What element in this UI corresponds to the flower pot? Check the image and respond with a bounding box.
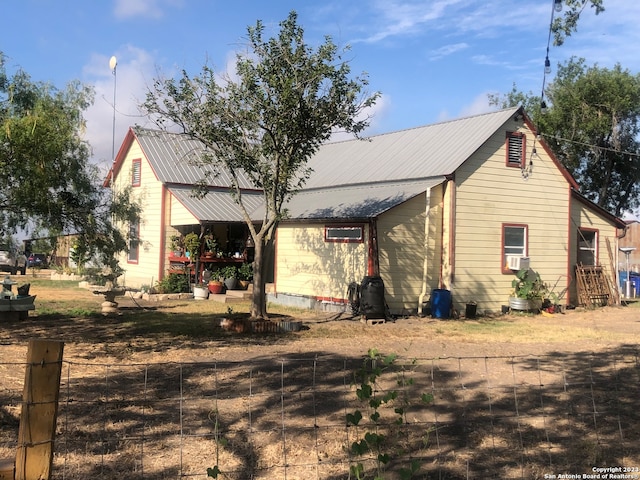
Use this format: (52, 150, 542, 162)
(508, 296, 542, 312)
(208, 282, 223, 294)
(193, 286, 209, 300)
(238, 279, 251, 290)
(223, 277, 238, 290)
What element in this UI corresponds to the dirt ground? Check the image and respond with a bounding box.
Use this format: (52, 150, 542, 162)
(2, 282, 640, 362)
(1, 282, 640, 479)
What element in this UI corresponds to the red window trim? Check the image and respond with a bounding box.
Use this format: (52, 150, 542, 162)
(577, 227, 599, 265)
(324, 225, 364, 243)
(505, 132, 526, 168)
(132, 158, 142, 187)
(501, 223, 528, 274)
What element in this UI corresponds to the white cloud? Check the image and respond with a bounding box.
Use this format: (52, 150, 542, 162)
(113, 0, 183, 20)
(353, 0, 464, 43)
(429, 42, 468, 61)
(458, 92, 494, 118)
(83, 46, 158, 174)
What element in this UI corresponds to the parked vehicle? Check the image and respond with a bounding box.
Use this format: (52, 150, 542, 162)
(0, 246, 27, 275)
(27, 253, 48, 268)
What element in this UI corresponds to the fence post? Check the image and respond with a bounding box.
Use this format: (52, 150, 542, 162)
(0, 459, 14, 480)
(15, 339, 64, 480)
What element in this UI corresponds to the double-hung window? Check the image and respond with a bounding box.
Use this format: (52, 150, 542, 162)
(502, 224, 527, 272)
(128, 220, 140, 263)
(577, 228, 598, 266)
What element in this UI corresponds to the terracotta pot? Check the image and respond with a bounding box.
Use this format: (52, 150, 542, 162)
(208, 282, 223, 294)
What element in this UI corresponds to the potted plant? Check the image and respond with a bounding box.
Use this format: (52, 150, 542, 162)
(192, 283, 209, 300)
(237, 262, 253, 289)
(184, 232, 200, 260)
(220, 265, 238, 290)
(509, 268, 547, 312)
(169, 234, 184, 257)
(203, 233, 219, 258)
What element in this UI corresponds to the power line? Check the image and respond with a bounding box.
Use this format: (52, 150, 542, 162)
(540, 132, 640, 158)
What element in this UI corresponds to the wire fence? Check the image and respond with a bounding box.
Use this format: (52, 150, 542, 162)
(2, 348, 640, 479)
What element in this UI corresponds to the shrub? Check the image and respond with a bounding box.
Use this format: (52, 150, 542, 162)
(155, 273, 189, 293)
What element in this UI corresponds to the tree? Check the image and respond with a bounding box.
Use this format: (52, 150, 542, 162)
(0, 53, 140, 273)
(552, 0, 605, 46)
(489, 58, 640, 217)
(142, 11, 379, 319)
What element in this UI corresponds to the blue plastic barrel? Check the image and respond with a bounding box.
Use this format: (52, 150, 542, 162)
(431, 289, 451, 319)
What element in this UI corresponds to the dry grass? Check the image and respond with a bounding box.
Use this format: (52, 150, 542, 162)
(1, 277, 640, 479)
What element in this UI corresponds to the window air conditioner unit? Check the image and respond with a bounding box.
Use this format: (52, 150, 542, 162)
(507, 255, 530, 271)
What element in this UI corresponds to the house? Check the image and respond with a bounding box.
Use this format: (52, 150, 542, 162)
(107, 127, 264, 290)
(108, 107, 627, 314)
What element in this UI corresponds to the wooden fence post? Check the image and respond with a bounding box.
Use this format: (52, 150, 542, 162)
(14, 339, 64, 480)
(0, 459, 14, 480)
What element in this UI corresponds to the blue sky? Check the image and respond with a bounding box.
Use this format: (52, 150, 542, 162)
(2, 0, 639, 176)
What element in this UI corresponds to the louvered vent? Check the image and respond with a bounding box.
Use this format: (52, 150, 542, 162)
(507, 134, 523, 166)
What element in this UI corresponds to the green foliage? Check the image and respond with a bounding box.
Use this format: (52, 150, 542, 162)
(170, 234, 184, 253)
(541, 58, 640, 217)
(511, 269, 548, 300)
(155, 273, 190, 294)
(206, 466, 221, 478)
(551, 0, 605, 46)
(184, 232, 200, 258)
(237, 262, 253, 280)
(142, 11, 378, 319)
(346, 348, 433, 480)
(489, 57, 640, 218)
(219, 265, 237, 279)
(0, 52, 141, 278)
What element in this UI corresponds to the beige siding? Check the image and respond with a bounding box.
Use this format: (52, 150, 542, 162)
(114, 141, 165, 289)
(378, 193, 431, 313)
(170, 195, 199, 226)
(452, 119, 572, 313)
(569, 199, 621, 304)
(275, 223, 368, 301)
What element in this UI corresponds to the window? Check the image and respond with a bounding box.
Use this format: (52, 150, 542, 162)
(506, 132, 525, 168)
(128, 220, 140, 263)
(131, 159, 141, 187)
(502, 224, 527, 272)
(324, 225, 364, 243)
(577, 228, 598, 266)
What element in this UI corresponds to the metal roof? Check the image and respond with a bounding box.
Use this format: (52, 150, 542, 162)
(132, 108, 519, 221)
(303, 107, 519, 188)
(281, 178, 445, 220)
(133, 127, 255, 189)
(168, 186, 263, 223)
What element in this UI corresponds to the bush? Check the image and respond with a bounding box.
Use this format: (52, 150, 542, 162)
(155, 273, 190, 293)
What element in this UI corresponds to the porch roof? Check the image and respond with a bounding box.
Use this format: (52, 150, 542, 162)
(168, 186, 263, 223)
(281, 177, 445, 220)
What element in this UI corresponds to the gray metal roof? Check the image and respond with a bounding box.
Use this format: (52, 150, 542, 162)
(303, 107, 519, 188)
(133, 127, 255, 189)
(168, 186, 263, 223)
(133, 108, 519, 222)
(281, 178, 445, 220)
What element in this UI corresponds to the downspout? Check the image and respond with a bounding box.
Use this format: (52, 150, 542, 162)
(159, 184, 168, 282)
(447, 174, 456, 284)
(368, 220, 379, 276)
(418, 188, 432, 315)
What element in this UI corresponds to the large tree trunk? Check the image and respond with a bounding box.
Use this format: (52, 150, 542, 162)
(250, 235, 268, 320)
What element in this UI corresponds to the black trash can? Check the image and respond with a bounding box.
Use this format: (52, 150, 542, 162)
(360, 276, 386, 319)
